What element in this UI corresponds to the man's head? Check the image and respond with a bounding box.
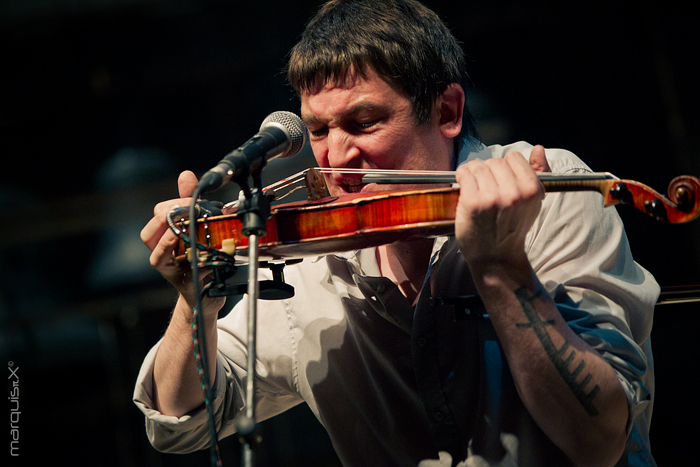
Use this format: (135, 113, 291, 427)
(287, 0, 477, 140)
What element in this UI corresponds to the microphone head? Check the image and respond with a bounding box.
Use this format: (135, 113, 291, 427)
(260, 111, 308, 158)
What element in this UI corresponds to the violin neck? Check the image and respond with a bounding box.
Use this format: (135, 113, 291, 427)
(361, 170, 618, 196)
(538, 173, 617, 195)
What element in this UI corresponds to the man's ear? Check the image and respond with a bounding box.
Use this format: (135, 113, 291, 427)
(438, 83, 464, 138)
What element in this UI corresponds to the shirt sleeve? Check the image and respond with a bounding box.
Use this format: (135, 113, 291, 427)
(132, 297, 305, 453)
(131, 338, 243, 453)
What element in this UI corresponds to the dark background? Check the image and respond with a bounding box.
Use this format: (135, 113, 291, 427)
(1, 0, 698, 465)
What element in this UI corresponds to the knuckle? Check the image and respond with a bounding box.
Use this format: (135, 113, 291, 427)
(522, 180, 543, 199)
(139, 228, 149, 244)
(153, 202, 166, 217)
(480, 191, 501, 209)
(455, 165, 472, 182)
(483, 157, 503, 167)
(148, 251, 159, 268)
(501, 191, 520, 208)
(464, 159, 485, 172)
(504, 151, 525, 161)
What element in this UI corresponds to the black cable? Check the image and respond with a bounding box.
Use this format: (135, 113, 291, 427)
(189, 187, 223, 467)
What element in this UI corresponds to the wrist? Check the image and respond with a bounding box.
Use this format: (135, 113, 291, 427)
(174, 294, 223, 326)
(468, 253, 535, 292)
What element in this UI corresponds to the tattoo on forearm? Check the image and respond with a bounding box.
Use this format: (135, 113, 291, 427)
(514, 287, 600, 416)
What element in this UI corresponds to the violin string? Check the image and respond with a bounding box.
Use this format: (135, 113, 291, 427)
(313, 167, 457, 175)
(261, 167, 458, 200)
(263, 169, 310, 192)
(267, 167, 617, 178)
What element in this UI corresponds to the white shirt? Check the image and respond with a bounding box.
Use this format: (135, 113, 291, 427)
(134, 141, 659, 466)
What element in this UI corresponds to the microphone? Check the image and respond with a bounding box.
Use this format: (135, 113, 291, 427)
(198, 111, 308, 192)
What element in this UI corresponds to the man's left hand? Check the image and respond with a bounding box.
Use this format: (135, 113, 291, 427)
(454, 145, 550, 273)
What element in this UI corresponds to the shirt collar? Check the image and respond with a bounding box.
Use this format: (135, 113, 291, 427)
(455, 136, 491, 168)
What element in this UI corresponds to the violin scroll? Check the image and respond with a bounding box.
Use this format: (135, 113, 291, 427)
(667, 176, 700, 214)
(605, 175, 700, 223)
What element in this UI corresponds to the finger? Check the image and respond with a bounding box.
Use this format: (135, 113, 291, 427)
(454, 163, 479, 204)
(455, 162, 475, 187)
(153, 198, 189, 217)
(487, 156, 522, 188)
(528, 145, 551, 173)
(462, 159, 499, 193)
(142, 199, 190, 251)
(148, 228, 181, 272)
(178, 170, 199, 199)
(141, 213, 171, 251)
(504, 153, 546, 222)
(505, 152, 541, 191)
(483, 158, 526, 229)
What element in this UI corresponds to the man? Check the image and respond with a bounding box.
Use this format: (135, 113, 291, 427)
(135, 1, 659, 466)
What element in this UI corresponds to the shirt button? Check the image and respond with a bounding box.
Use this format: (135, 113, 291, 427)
(417, 336, 427, 348)
(434, 411, 444, 422)
(376, 283, 385, 293)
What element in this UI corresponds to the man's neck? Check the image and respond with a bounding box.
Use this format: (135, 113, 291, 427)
(376, 238, 434, 306)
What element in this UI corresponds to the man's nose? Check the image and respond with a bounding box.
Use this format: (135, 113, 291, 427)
(327, 130, 360, 168)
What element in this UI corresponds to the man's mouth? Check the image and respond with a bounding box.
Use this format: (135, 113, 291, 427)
(332, 175, 367, 194)
(344, 180, 364, 193)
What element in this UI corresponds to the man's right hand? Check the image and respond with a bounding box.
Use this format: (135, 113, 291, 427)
(140, 170, 225, 312)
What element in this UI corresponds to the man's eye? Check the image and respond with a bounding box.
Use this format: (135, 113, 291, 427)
(309, 127, 328, 138)
(356, 120, 378, 130)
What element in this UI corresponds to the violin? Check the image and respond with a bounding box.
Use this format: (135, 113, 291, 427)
(171, 168, 700, 263)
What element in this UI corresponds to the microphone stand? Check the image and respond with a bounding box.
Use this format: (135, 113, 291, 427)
(235, 171, 271, 467)
(192, 167, 296, 467)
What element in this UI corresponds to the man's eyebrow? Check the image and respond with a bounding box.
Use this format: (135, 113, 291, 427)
(301, 114, 321, 127)
(302, 102, 388, 126)
(346, 101, 387, 116)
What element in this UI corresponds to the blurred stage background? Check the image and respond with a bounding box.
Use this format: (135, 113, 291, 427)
(1, 0, 698, 465)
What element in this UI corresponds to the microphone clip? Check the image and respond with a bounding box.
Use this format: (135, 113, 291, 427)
(237, 188, 271, 238)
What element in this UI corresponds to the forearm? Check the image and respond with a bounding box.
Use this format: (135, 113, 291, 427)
(473, 259, 628, 467)
(153, 295, 219, 418)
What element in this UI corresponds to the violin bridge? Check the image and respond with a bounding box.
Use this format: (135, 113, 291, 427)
(304, 168, 329, 200)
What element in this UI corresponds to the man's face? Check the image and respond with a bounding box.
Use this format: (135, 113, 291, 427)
(300, 68, 453, 197)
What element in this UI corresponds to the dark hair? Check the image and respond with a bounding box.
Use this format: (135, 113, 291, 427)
(287, 0, 478, 140)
